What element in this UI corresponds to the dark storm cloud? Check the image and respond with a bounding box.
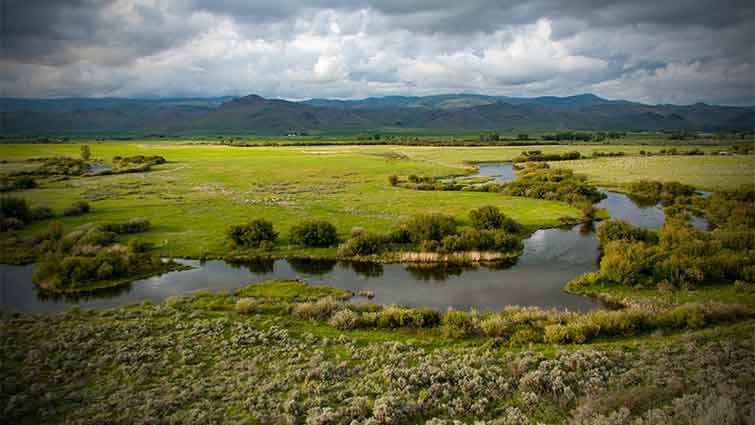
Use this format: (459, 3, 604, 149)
(1, 0, 753, 104)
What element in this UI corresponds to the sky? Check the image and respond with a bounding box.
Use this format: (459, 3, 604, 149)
(1, 0, 754, 105)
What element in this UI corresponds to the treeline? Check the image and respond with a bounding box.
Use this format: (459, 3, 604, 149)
(225, 206, 525, 260)
(513, 150, 581, 162)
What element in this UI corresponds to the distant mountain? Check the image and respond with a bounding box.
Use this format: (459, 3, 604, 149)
(302, 93, 633, 110)
(1, 94, 753, 135)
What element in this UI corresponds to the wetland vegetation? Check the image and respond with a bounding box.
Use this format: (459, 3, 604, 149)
(1, 138, 753, 424)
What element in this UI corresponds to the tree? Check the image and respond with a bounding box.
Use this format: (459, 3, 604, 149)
(80, 145, 91, 161)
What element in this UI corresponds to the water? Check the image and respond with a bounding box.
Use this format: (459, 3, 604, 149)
(442, 162, 518, 184)
(87, 164, 113, 174)
(0, 163, 708, 314)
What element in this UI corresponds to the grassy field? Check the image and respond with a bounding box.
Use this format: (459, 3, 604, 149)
(551, 155, 755, 190)
(3, 143, 753, 259)
(0, 143, 580, 259)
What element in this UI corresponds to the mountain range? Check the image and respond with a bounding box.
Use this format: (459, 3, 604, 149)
(1, 93, 753, 135)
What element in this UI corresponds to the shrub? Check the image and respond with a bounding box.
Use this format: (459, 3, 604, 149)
(226, 219, 278, 248)
(404, 213, 457, 242)
(29, 205, 53, 220)
(387, 225, 411, 243)
(469, 205, 522, 232)
(329, 309, 359, 330)
(96, 262, 114, 280)
(442, 310, 475, 338)
(0, 217, 24, 232)
(289, 220, 339, 247)
(235, 298, 259, 315)
(509, 327, 542, 345)
(0, 196, 31, 221)
(292, 297, 341, 320)
(388, 174, 399, 186)
(63, 201, 90, 217)
(118, 218, 151, 234)
(479, 314, 509, 337)
(80, 145, 91, 161)
(337, 233, 385, 256)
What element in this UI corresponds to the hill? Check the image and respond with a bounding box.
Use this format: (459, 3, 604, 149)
(1, 93, 753, 135)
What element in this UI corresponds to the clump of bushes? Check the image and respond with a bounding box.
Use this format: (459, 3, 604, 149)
(63, 201, 91, 217)
(0, 175, 37, 192)
(289, 219, 339, 247)
(403, 213, 457, 242)
(103, 217, 151, 234)
(498, 164, 606, 205)
(440, 229, 522, 253)
(469, 205, 522, 233)
(514, 150, 581, 162)
(30, 221, 179, 292)
(1, 196, 54, 232)
(227, 219, 278, 248)
(338, 232, 386, 256)
(626, 180, 697, 205)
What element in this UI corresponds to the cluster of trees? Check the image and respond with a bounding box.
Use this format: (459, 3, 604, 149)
(30, 219, 170, 292)
(227, 206, 525, 259)
(586, 185, 755, 290)
(513, 150, 581, 162)
(0, 175, 36, 192)
(494, 164, 606, 205)
(0, 196, 56, 232)
(626, 180, 697, 206)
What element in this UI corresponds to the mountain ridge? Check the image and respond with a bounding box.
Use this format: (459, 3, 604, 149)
(1, 93, 753, 135)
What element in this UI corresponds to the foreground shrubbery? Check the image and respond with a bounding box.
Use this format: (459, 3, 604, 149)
(3, 302, 752, 424)
(226, 281, 753, 344)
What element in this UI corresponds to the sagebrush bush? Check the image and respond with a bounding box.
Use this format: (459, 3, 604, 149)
(226, 219, 278, 248)
(329, 309, 359, 330)
(442, 310, 475, 338)
(289, 219, 339, 247)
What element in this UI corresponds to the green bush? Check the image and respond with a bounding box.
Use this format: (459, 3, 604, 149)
(29, 205, 53, 221)
(469, 206, 522, 232)
(442, 311, 475, 338)
(1, 196, 31, 222)
(289, 220, 339, 247)
(337, 233, 385, 256)
(404, 213, 457, 242)
(226, 219, 278, 248)
(63, 201, 90, 217)
(329, 309, 359, 330)
(0, 217, 24, 232)
(388, 174, 399, 186)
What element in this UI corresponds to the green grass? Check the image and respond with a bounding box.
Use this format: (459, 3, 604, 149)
(550, 155, 755, 190)
(0, 143, 579, 259)
(235, 279, 351, 302)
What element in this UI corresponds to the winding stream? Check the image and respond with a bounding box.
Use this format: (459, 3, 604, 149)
(0, 163, 707, 314)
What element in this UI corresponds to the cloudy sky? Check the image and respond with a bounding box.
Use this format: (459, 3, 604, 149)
(2, 0, 754, 105)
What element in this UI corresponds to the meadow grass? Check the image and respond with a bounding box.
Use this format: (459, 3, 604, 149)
(0, 143, 578, 259)
(550, 155, 755, 190)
